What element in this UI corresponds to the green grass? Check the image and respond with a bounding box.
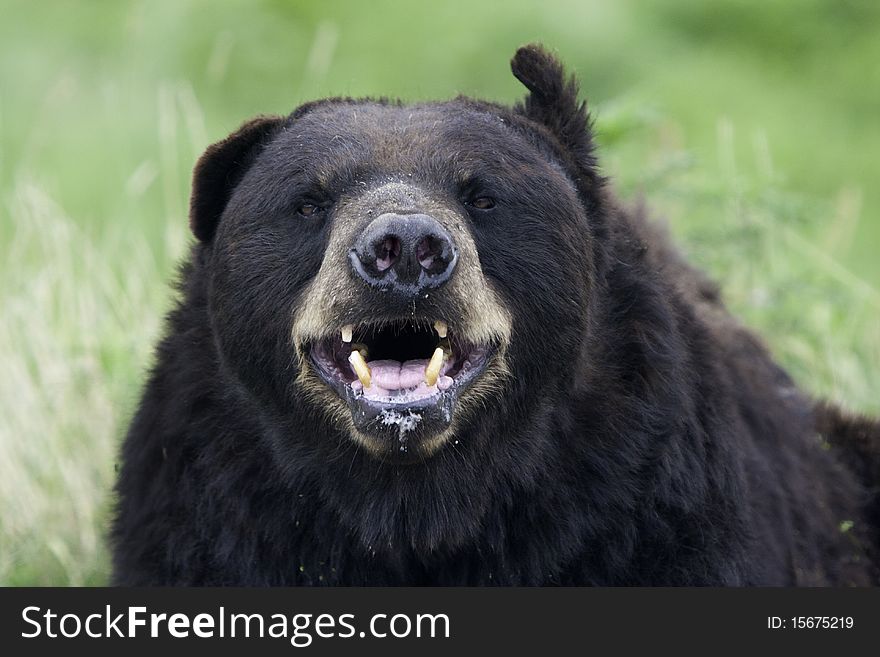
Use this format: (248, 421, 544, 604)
(1, 0, 877, 585)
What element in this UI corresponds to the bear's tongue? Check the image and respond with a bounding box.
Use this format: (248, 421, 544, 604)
(369, 359, 433, 389)
(350, 358, 454, 400)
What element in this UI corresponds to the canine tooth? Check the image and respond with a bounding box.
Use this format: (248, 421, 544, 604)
(341, 325, 353, 343)
(425, 347, 445, 386)
(351, 342, 369, 359)
(348, 350, 371, 388)
(434, 320, 448, 339)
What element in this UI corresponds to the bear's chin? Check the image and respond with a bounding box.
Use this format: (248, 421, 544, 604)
(325, 353, 494, 463)
(345, 388, 459, 463)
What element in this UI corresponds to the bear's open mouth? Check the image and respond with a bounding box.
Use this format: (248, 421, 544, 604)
(308, 320, 492, 408)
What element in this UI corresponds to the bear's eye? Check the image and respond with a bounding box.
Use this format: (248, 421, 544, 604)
(468, 196, 496, 211)
(296, 203, 321, 218)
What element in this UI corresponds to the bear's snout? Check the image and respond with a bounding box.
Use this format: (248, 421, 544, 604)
(349, 213, 458, 296)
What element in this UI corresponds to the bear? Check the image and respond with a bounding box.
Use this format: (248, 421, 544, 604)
(111, 44, 880, 586)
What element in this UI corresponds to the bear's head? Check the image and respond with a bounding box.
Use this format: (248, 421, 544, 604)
(190, 45, 608, 464)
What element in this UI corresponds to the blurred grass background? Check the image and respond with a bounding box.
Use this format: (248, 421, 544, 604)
(0, 0, 877, 585)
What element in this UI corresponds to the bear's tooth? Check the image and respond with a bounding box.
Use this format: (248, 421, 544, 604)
(424, 347, 445, 386)
(348, 350, 371, 388)
(341, 324, 353, 343)
(434, 320, 448, 339)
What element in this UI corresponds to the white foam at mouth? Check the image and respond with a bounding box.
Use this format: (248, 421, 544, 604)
(379, 409, 422, 442)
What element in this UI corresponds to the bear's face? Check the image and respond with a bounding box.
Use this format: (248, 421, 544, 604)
(193, 49, 603, 463)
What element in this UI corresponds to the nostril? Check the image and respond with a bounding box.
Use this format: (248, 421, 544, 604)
(375, 235, 401, 272)
(416, 235, 444, 272)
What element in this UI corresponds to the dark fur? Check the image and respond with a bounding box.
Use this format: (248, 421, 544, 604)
(112, 45, 880, 585)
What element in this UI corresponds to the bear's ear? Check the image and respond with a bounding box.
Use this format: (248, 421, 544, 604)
(510, 45, 600, 184)
(189, 115, 284, 242)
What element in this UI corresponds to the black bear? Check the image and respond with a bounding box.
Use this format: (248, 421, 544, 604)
(112, 45, 880, 585)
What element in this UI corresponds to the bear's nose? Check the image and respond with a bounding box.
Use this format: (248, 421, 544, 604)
(349, 213, 458, 294)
